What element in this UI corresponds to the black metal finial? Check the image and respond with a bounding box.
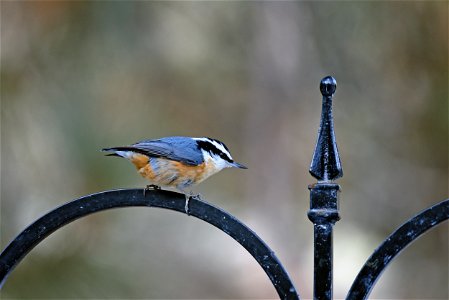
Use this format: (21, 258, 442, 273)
(309, 76, 343, 181)
(320, 76, 337, 96)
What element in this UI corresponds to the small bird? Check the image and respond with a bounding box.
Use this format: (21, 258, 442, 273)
(102, 136, 247, 212)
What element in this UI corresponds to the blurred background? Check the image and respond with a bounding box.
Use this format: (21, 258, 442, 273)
(1, 1, 447, 299)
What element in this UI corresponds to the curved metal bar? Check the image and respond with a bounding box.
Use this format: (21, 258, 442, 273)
(0, 189, 299, 299)
(346, 199, 449, 300)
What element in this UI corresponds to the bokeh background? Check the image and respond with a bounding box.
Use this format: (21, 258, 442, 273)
(1, 1, 447, 299)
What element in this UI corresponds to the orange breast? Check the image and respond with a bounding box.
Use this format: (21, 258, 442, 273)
(129, 153, 150, 169)
(132, 156, 218, 189)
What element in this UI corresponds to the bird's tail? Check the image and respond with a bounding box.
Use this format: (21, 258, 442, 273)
(104, 152, 122, 157)
(102, 147, 136, 158)
(102, 146, 151, 157)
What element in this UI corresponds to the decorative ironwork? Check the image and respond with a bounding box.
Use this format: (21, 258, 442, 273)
(308, 76, 342, 300)
(309, 76, 343, 181)
(346, 199, 449, 299)
(0, 189, 299, 299)
(1, 76, 448, 300)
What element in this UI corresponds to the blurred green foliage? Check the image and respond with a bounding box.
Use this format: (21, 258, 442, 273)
(1, 1, 447, 299)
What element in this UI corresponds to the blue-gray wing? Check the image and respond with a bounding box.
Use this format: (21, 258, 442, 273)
(130, 136, 204, 166)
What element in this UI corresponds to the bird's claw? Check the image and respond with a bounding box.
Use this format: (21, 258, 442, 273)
(144, 184, 161, 196)
(191, 193, 202, 201)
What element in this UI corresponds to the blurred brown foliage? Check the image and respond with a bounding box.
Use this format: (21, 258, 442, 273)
(1, 2, 447, 299)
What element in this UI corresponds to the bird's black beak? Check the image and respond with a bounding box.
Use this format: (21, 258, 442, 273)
(229, 162, 247, 169)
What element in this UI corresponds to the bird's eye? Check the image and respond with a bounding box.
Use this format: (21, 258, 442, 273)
(220, 152, 232, 163)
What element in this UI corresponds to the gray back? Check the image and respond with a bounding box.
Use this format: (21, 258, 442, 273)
(133, 136, 203, 166)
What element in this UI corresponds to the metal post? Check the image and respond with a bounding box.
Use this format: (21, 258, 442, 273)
(308, 76, 343, 300)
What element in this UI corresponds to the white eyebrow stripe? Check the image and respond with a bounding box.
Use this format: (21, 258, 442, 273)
(193, 137, 233, 160)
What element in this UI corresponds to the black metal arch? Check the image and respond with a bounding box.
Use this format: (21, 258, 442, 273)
(346, 198, 449, 300)
(0, 189, 299, 299)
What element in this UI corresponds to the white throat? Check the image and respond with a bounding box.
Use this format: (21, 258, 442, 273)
(201, 150, 228, 171)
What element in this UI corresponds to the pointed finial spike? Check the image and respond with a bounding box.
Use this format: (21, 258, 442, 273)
(309, 76, 343, 181)
(320, 76, 337, 96)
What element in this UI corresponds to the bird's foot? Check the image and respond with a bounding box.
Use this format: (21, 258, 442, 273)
(184, 193, 202, 216)
(144, 184, 161, 196)
(191, 193, 202, 201)
(184, 194, 190, 215)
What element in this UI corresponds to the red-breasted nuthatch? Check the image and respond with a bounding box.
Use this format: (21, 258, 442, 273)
(102, 136, 247, 204)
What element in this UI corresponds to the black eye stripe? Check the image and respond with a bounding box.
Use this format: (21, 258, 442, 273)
(197, 140, 232, 163)
(206, 137, 230, 152)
